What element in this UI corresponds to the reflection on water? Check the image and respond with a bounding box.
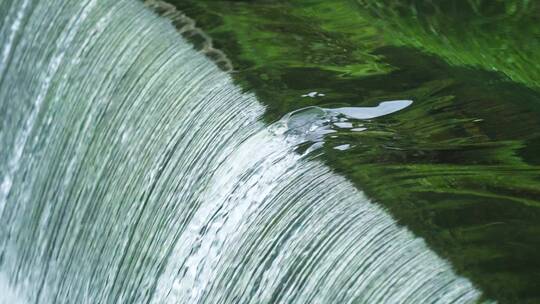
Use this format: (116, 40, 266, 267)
(271, 100, 412, 153)
(158, 0, 540, 302)
(331, 100, 413, 120)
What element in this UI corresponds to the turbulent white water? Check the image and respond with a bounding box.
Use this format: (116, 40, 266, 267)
(0, 0, 481, 303)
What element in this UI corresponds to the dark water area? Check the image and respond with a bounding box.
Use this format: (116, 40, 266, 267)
(158, 0, 540, 302)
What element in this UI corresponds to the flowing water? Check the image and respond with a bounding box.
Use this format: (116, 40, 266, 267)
(0, 0, 484, 303)
(170, 1, 540, 302)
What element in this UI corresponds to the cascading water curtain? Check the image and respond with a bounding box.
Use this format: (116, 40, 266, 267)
(0, 0, 482, 303)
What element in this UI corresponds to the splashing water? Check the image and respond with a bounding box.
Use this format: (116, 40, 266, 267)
(0, 0, 480, 303)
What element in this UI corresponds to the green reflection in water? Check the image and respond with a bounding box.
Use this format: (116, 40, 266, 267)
(357, 0, 540, 89)
(157, 0, 540, 302)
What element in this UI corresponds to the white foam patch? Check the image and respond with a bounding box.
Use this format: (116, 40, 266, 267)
(0, 274, 23, 304)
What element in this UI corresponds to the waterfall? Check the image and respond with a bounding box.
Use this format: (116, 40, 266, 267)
(0, 0, 481, 303)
